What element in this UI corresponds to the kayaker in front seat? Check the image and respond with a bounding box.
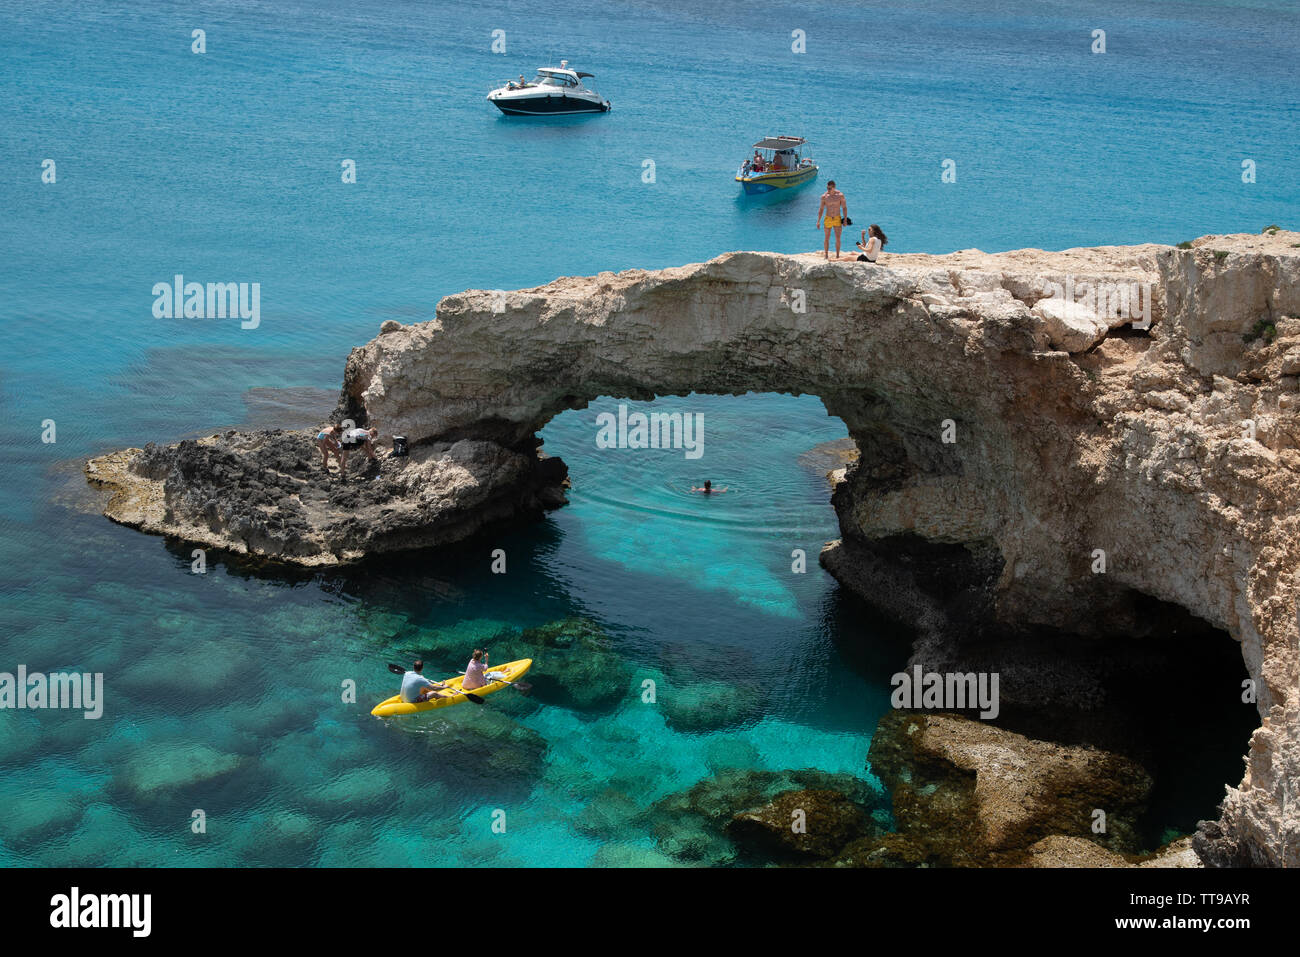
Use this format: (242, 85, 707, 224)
(401, 660, 448, 703)
(462, 649, 490, 690)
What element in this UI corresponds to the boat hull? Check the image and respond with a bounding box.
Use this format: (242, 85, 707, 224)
(490, 95, 609, 116)
(736, 164, 818, 194)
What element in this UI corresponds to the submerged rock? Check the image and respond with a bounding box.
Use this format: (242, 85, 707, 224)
(1024, 833, 1200, 869)
(728, 788, 877, 860)
(704, 736, 761, 772)
(642, 768, 882, 866)
(865, 711, 1152, 866)
(485, 617, 634, 715)
(119, 743, 243, 801)
(574, 788, 648, 840)
(661, 678, 764, 733)
(409, 707, 550, 785)
(303, 768, 402, 815)
(590, 843, 682, 868)
(0, 793, 85, 846)
(226, 809, 320, 865)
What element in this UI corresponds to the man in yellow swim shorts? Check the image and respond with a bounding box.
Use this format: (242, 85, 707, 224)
(817, 180, 848, 260)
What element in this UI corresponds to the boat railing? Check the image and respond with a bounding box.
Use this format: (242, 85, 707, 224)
(738, 158, 815, 178)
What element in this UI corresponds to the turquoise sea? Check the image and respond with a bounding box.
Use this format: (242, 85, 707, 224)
(1, 0, 1296, 866)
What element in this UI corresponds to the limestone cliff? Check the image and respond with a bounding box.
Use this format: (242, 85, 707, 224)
(89, 230, 1300, 864)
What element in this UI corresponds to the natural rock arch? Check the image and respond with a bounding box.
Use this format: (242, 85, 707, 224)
(92, 232, 1300, 864)
(338, 236, 1300, 866)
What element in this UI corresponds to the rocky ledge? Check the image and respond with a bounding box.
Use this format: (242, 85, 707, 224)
(86, 430, 567, 565)
(88, 229, 1300, 863)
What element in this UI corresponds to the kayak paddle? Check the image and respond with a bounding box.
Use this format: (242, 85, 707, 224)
(458, 670, 532, 695)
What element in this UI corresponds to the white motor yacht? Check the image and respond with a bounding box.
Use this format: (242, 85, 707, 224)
(487, 61, 610, 116)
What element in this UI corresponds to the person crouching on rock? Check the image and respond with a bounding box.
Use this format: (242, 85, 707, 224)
(339, 426, 380, 479)
(401, 660, 449, 704)
(315, 425, 342, 473)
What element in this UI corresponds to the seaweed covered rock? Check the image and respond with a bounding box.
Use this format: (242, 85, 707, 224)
(641, 768, 883, 866)
(728, 788, 877, 860)
(415, 707, 550, 785)
(865, 711, 1153, 866)
(661, 678, 764, 733)
(487, 617, 634, 715)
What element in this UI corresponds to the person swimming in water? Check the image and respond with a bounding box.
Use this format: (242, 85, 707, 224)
(691, 480, 729, 494)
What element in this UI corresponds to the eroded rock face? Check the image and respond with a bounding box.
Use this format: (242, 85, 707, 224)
(1194, 698, 1300, 867)
(86, 429, 567, 565)
(88, 230, 1300, 862)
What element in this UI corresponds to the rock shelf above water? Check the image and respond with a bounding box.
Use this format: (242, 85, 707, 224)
(85, 430, 567, 566)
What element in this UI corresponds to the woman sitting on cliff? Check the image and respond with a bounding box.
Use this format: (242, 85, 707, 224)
(315, 425, 342, 473)
(855, 224, 888, 263)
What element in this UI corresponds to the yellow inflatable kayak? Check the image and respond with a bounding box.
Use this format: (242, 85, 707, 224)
(371, 658, 532, 718)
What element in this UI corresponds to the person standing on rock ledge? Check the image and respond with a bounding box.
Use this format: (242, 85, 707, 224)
(817, 180, 848, 260)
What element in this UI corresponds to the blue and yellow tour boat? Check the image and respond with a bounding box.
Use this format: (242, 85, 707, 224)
(735, 136, 818, 194)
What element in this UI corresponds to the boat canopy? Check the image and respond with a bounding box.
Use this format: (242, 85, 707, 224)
(536, 67, 594, 80)
(752, 136, 807, 150)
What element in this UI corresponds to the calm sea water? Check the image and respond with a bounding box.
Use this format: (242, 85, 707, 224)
(0, 0, 1295, 866)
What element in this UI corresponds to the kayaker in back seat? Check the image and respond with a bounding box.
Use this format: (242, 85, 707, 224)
(401, 660, 448, 703)
(462, 649, 490, 690)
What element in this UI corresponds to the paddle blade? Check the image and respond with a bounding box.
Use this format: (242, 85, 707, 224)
(387, 663, 406, 675)
(464, 693, 485, 704)
(511, 681, 533, 695)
